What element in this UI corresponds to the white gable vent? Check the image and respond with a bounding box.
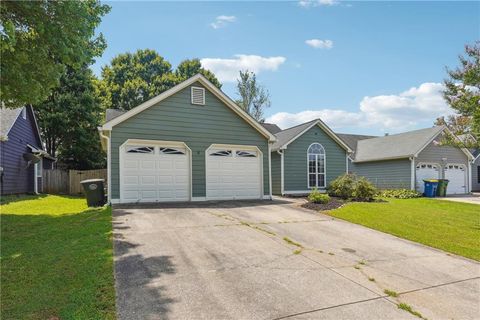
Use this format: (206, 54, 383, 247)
(191, 87, 205, 105)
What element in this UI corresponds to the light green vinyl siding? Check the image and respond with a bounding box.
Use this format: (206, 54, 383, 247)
(283, 125, 347, 191)
(350, 159, 411, 189)
(110, 82, 269, 199)
(271, 152, 281, 195)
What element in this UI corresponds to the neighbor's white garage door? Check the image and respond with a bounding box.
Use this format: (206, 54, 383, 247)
(121, 144, 190, 202)
(416, 163, 440, 194)
(206, 147, 262, 200)
(444, 164, 467, 194)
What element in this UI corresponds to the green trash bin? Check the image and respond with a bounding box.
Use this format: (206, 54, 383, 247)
(436, 179, 449, 197)
(81, 179, 106, 207)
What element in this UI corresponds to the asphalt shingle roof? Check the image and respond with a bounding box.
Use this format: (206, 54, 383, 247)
(0, 107, 22, 139)
(272, 119, 317, 151)
(354, 126, 445, 162)
(336, 133, 377, 152)
(105, 109, 126, 122)
(261, 123, 282, 135)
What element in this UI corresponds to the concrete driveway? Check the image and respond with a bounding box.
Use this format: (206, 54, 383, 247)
(113, 199, 480, 320)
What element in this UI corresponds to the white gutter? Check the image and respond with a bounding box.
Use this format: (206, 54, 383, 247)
(98, 128, 111, 203)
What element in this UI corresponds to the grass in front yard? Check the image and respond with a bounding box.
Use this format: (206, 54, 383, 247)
(1, 194, 115, 319)
(324, 198, 480, 261)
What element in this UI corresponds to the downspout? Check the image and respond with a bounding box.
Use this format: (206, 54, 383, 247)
(99, 129, 111, 203)
(277, 150, 284, 195)
(409, 156, 415, 191)
(268, 142, 272, 200)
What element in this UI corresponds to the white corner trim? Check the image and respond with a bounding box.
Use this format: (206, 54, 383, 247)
(99, 129, 111, 203)
(281, 119, 352, 153)
(345, 152, 349, 173)
(101, 74, 276, 142)
(409, 157, 415, 190)
(268, 142, 272, 198)
(278, 150, 285, 195)
(468, 162, 472, 193)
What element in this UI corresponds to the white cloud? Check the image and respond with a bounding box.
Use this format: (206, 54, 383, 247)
(200, 55, 287, 82)
(305, 39, 333, 49)
(210, 15, 236, 29)
(299, 0, 339, 8)
(266, 82, 454, 133)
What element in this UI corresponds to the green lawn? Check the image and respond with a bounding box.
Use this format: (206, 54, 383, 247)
(325, 198, 480, 261)
(1, 195, 115, 319)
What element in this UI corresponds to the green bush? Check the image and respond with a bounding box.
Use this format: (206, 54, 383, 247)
(380, 189, 422, 199)
(308, 188, 331, 204)
(328, 173, 378, 201)
(327, 173, 356, 199)
(352, 177, 377, 201)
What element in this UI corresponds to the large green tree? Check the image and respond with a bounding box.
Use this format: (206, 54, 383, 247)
(97, 51, 221, 111)
(35, 65, 105, 170)
(0, 0, 110, 108)
(443, 42, 480, 137)
(235, 70, 270, 122)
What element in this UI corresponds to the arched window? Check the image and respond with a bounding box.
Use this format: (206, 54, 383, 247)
(307, 143, 326, 188)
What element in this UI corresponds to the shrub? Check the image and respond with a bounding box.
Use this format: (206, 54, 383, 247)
(327, 173, 356, 199)
(328, 174, 378, 201)
(352, 177, 377, 201)
(380, 189, 422, 199)
(308, 188, 331, 204)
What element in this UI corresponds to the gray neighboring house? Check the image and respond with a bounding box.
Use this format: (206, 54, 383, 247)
(268, 119, 352, 195)
(458, 133, 480, 192)
(344, 126, 474, 194)
(98, 74, 276, 204)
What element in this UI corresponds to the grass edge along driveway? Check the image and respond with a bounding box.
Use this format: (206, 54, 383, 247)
(324, 197, 480, 261)
(1, 194, 115, 320)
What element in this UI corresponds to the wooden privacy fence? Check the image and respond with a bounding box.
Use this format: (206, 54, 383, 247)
(42, 169, 107, 195)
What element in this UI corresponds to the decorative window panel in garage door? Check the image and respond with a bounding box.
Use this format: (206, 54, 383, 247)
(121, 144, 190, 202)
(206, 147, 262, 200)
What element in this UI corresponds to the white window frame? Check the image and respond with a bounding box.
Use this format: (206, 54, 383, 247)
(307, 143, 326, 189)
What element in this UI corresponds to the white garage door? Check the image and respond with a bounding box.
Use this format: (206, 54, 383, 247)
(206, 147, 262, 200)
(444, 164, 467, 194)
(416, 163, 440, 194)
(121, 144, 190, 202)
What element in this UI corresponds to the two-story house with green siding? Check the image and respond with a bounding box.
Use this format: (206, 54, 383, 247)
(98, 74, 276, 204)
(266, 119, 352, 195)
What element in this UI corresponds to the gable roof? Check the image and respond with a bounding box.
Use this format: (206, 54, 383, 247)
(100, 74, 276, 142)
(261, 122, 282, 134)
(0, 107, 22, 140)
(336, 133, 377, 152)
(354, 126, 466, 163)
(272, 119, 352, 152)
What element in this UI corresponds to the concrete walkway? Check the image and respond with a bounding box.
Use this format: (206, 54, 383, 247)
(436, 193, 480, 205)
(113, 199, 480, 320)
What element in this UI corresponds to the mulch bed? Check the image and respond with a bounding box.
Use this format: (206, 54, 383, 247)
(301, 197, 346, 211)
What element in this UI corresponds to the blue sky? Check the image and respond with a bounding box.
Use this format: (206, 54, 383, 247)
(92, 1, 479, 135)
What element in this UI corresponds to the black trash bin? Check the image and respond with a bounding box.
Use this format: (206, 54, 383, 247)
(81, 179, 106, 207)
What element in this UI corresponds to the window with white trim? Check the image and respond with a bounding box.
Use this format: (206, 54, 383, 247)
(209, 150, 232, 157)
(126, 146, 154, 154)
(307, 143, 326, 188)
(159, 147, 185, 155)
(236, 150, 257, 157)
(35, 158, 42, 177)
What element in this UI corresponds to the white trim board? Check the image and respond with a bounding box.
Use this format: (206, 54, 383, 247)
(100, 74, 276, 142)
